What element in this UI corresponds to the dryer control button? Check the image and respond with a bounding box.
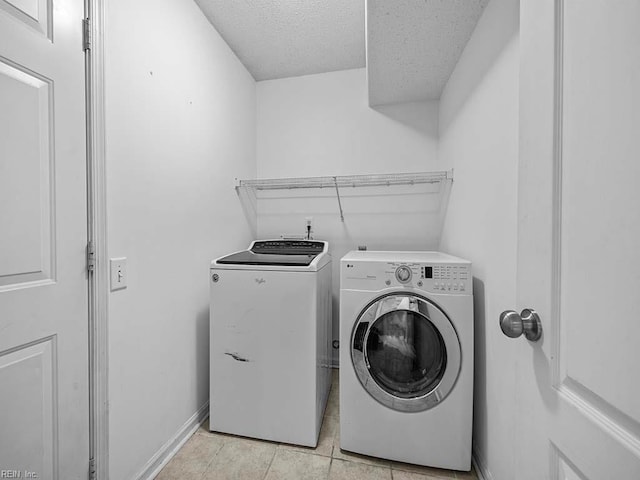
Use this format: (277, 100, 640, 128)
(395, 266, 412, 283)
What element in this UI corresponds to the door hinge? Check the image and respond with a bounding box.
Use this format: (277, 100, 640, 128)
(82, 18, 91, 51)
(87, 240, 96, 273)
(89, 457, 97, 480)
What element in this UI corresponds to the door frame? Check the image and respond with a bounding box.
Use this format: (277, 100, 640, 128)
(86, 0, 109, 478)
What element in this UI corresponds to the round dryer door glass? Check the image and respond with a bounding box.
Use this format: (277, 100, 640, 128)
(366, 309, 446, 398)
(351, 294, 461, 412)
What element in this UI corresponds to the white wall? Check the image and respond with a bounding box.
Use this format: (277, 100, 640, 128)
(105, 0, 256, 478)
(437, 0, 519, 479)
(255, 68, 441, 365)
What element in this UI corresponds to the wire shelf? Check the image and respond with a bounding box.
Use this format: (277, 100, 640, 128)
(236, 170, 453, 222)
(237, 170, 452, 191)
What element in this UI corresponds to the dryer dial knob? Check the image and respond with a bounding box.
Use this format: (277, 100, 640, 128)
(395, 266, 412, 283)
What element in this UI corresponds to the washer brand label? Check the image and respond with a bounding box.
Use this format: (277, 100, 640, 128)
(255, 278, 266, 285)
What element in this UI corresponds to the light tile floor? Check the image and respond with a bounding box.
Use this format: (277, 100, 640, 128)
(156, 369, 478, 480)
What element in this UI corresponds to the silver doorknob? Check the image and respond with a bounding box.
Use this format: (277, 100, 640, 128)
(499, 308, 542, 342)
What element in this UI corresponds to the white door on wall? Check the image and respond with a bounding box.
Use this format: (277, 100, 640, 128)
(513, 1, 640, 479)
(0, 0, 89, 478)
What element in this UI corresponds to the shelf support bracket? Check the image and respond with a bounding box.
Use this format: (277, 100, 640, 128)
(333, 176, 345, 222)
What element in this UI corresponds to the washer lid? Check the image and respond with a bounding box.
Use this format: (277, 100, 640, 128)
(216, 251, 317, 266)
(351, 293, 461, 412)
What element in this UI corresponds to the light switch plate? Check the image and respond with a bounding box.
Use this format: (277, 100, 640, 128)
(110, 257, 127, 291)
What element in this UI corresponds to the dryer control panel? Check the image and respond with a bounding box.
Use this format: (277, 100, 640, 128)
(426, 263, 471, 293)
(342, 258, 472, 295)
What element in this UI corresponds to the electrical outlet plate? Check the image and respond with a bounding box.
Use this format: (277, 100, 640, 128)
(110, 257, 127, 291)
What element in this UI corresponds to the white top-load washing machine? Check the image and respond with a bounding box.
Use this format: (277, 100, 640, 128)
(340, 251, 473, 471)
(210, 240, 332, 447)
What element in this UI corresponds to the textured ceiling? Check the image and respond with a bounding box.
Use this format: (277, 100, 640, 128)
(194, 0, 366, 81)
(367, 0, 489, 105)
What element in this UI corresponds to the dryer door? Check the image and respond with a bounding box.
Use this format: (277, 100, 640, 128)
(351, 293, 461, 412)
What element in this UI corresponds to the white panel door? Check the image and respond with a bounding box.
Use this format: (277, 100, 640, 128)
(0, 0, 89, 478)
(516, 1, 640, 479)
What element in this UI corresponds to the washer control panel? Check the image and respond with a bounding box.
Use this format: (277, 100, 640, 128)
(342, 259, 472, 294)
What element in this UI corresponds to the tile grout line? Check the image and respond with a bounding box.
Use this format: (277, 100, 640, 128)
(198, 435, 225, 480)
(279, 445, 330, 459)
(261, 443, 278, 480)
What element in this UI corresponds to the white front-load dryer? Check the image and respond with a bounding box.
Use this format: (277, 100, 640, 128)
(339, 251, 473, 471)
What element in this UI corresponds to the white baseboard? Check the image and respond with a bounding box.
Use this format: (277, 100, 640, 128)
(472, 445, 494, 480)
(133, 402, 209, 480)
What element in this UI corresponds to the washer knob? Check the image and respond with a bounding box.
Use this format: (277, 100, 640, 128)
(395, 266, 412, 283)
